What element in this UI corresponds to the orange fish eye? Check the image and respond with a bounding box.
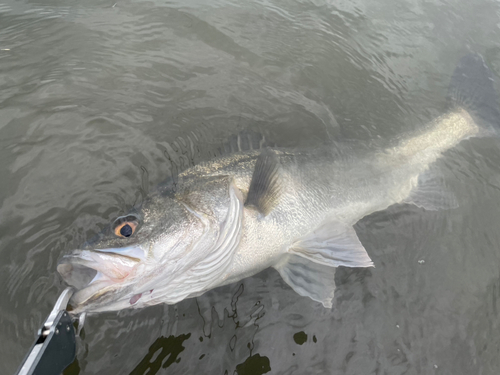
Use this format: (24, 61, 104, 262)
(113, 216, 139, 238)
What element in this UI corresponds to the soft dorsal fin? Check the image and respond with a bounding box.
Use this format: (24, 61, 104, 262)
(447, 53, 500, 133)
(244, 148, 282, 216)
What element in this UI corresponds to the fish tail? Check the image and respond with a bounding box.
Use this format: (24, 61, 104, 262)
(447, 53, 500, 137)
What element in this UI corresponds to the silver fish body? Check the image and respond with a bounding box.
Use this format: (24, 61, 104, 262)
(58, 53, 500, 314)
(210, 109, 479, 288)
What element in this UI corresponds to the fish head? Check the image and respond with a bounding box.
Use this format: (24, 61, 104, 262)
(58, 175, 244, 314)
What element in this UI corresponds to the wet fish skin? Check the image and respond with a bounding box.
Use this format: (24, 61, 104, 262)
(57, 116, 472, 313)
(57, 53, 500, 313)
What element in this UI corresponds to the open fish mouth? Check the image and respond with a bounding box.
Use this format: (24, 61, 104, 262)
(57, 247, 144, 307)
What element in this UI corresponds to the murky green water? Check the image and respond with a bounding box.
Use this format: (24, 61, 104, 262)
(2, 0, 500, 374)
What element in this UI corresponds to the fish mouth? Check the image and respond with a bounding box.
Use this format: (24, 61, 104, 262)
(57, 247, 143, 309)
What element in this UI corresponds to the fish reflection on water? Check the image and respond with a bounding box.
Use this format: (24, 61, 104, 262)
(57, 54, 500, 318)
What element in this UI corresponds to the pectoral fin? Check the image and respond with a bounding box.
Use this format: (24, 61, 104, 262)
(274, 254, 336, 308)
(244, 148, 282, 215)
(288, 220, 374, 268)
(403, 171, 458, 210)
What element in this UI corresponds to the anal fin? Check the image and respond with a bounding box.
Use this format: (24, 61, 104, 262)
(403, 171, 458, 210)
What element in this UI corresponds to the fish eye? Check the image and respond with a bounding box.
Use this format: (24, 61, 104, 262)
(113, 215, 139, 238)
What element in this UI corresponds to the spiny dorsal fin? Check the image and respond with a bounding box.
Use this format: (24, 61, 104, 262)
(158, 129, 277, 193)
(222, 130, 276, 153)
(244, 148, 282, 216)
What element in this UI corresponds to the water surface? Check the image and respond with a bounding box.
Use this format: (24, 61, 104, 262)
(2, 0, 500, 374)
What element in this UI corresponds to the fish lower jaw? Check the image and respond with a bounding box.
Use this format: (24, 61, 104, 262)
(68, 281, 117, 310)
(66, 272, 141, 312)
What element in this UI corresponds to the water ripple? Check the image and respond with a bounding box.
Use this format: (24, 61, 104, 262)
(2, 0, 500, 374)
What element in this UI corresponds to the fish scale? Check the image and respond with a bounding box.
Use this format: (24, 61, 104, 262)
(58, 53, 500, 313)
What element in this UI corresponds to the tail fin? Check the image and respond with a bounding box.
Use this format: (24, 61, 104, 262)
(447, 53, 500, 135)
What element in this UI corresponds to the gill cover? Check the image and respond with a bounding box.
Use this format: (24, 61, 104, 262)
(147, 175, 244, 303)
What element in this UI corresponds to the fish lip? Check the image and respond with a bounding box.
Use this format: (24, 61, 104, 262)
(57, 248, 142, 309)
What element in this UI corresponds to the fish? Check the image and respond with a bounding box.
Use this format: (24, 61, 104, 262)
(58, 53, 500, 314)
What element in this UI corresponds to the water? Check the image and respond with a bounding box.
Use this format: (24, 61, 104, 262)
(1, 0, 500, 373)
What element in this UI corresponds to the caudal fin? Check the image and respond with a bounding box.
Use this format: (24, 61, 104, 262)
(447, 53, 500, 134)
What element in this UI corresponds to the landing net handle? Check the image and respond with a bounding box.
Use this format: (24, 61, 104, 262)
(15, 288, 76, 375)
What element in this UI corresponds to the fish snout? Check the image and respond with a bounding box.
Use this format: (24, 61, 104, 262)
(57, 247, 143, 308)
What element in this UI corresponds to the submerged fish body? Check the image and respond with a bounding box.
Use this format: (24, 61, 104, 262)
(58, 53, 500, 314)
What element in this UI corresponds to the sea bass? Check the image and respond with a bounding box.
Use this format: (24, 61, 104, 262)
(58, 53, 500, 314)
